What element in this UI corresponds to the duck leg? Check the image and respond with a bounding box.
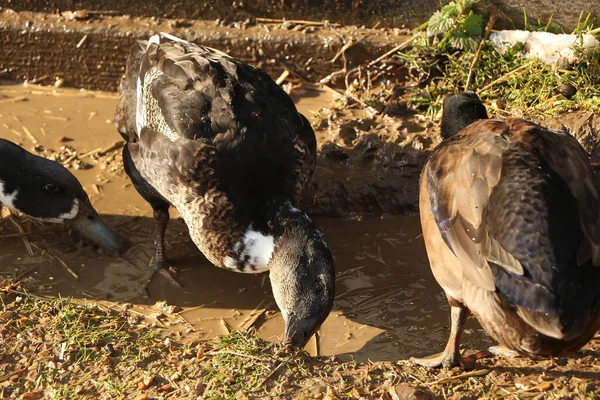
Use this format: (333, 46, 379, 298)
(144, 206, 183, 294)
(121, 145, 182, 294)
(411, 298, 468, 368)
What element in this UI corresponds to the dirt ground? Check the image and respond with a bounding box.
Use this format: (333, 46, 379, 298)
(0, 80, 600, 399)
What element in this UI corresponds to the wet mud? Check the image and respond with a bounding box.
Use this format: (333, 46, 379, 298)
(0, 83, 495, 363)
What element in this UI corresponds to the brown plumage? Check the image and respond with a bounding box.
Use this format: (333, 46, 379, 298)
(414, 92, 600, 368)
(115, 33, 334, 349)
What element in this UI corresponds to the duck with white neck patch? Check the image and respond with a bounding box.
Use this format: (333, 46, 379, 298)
(0, 139, 129, 253)
(115, 33, 335, 349)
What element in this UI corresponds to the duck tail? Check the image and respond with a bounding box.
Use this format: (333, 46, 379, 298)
(524, 268, 600, 341)
(517, 307, 565, 339)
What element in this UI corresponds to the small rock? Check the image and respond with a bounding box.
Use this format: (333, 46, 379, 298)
(54, 77, 64, 88)
(0, 310, 17, 319)
(559, 83, 577, 99)
(158, 384, 173, 392)
(196, 346, 205, 359)
(281, 21, 295, 30)
(388, 384, 432, 400)
(137, 376, 154, 390)
(58, 136, 73, 143)
(73, 9, 87, 20)
(21, 391, 44, 400)
(235, 390, 249, 400)
(323, 387, 340, 400)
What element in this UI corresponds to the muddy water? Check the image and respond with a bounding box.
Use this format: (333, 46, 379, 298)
(0, 84, 493, 362)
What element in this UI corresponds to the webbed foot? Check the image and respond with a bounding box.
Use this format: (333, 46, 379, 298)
(144, 258, 182, 296)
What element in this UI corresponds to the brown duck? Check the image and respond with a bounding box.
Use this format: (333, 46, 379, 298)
(115, 33, 335, 349)
(414, 92, 600, 367)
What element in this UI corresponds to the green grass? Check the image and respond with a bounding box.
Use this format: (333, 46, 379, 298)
(351, 1, 600, 122)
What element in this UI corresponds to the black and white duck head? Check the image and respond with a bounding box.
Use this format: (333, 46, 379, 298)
(224, 200, 335, 349)
(268, 203, 335, 349)
(0, 139, 128, 253)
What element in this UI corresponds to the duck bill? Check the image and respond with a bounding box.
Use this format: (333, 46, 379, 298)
(70, 201, 129, 254)
(284, 313, 319, 349)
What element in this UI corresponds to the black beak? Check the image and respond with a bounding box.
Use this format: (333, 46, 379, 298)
(70, 200, 129, 254)
(284, 313, 319, 349)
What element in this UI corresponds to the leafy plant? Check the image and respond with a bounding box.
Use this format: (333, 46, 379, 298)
(427, 0, 485, 51)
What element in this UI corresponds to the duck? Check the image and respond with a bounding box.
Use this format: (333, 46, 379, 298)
(0, 138, 128, 253)
(114, 32, 335, 349)
(414, 92, 600, 368)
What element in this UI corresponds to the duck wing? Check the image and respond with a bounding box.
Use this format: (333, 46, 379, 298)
(117, 33, 316, 207)
(426, 119, 523, 292)
(428, 118, 600, 290)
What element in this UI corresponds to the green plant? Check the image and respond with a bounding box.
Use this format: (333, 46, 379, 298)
(427, 0, 485, 51)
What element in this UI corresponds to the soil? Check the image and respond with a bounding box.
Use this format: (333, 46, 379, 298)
(0, 9, 403, 91)
(2, 0, 442, 29)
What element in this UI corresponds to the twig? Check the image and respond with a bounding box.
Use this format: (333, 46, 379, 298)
(321, 32, 421, 84)
(22, 125, 38, 145)
(239, 299, 269, 331)
(207, 351, 269, 362)
(254, 360, 287, 389)
(465, 14, 497, 91)
(330, 33, 370, 63)
(367, 32, 422, 67)
(0, 231, 31, 238)
(427, 369, 491, 385)
(8, 216, 33, 256)
(220, 318, 232, 333)
(275, 70, 290, 85)
(15, 264, 40, 281)
(9, 128, 22, 138)
(62, 153, 78, 166)
(481, 60, 535, 92)
(79, 141, 125, 159)
(277, 60, 310, 83)
(255, 17, 340, 27)
(76, 34, 88, 49)
(31, 242, 79, 279)
(0, 96, 27, 104)
(0, 344, 41, 383)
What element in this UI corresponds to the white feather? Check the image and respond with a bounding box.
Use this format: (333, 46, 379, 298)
(135, 76, 144, 136)
(223, 227, 275, 273)
(0, 180, 19, 211)
(58, 198, 79, 220)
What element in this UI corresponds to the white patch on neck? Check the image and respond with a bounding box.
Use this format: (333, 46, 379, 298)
(58, 198, 80, 220)
(35, 198, 80, 224)
(223, 227, 275, 274)
(0, 180, 20, 212)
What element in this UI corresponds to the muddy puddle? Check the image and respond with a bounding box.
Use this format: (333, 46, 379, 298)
(0, 83, 494, 362)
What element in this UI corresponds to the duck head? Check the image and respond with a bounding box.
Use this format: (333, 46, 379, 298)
(0, 139, 129, 253)
(441, 92, 489, 138)
(266, 201, 335, 349)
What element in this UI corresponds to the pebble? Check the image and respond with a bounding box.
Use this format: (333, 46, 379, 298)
(559, 83, 577, 99)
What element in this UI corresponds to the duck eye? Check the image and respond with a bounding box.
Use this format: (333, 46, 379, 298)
(45, 184, 60, 192)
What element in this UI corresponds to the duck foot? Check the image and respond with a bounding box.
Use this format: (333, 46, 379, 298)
(144, 258, 183, 296)
(487, 345, 519, 359)
(410, 352, 474, 369)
